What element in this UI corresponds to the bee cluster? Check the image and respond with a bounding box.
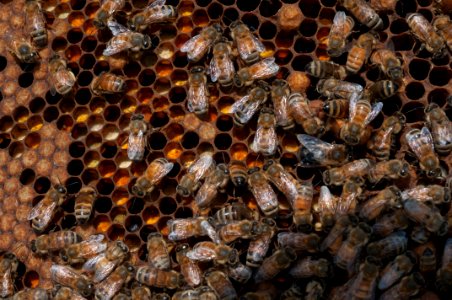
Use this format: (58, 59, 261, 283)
(0, 0, 451, 299)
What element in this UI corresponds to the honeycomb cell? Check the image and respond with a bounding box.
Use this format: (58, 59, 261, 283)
(409, 58, 431, 80)
(0, 133, 11, 149)
(215, 133, 232, 150)
(59, 98, 76, 114)
(150, 132, 167, 150)
(164, 142, 183, 160)
(427, 88, 448, 107)
(0, 55, 6, 72)
(104, 107, 121, 123)
(390, 18, 409, 34)
(18, 73, 34, 88)
(405, 81, 425, 100)
(291, 55, 312, 71)
(81, 36, 97, 52)
(193, 9, 209, 26)
(159, 197, 177, 215)
(295, 37, 316, 53)
(402, 101, 425, 123)
(52, 36, 68, 52)
(223, 7, 239, 25)
(429, 67, 451, 86)
(24, 132, 41, 149)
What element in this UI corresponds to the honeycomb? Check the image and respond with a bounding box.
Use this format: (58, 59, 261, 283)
(0, 0, 450, 298)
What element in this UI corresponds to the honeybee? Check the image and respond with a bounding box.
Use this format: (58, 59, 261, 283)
(48, 54, 76, 96)
(241, 291, 272, 300)
(146, 233, 170, 270)
(231, 83, 270, 126)
(53, 286, 86, 300)
(127, 114, 148, 161)
(135, 266, 183, 289)
(167, 217, 208, 241)
(346, 33, 378, 73)
(347, 257, 379, 299)
(407, 13, 445, 57)
(419, 246, 437, 274)
(74, 186, 97, 224)
(254, 247, 297, 283)
(380, 273, 425, 300)
(60, 234, 107, 265)
(195, 164, 229, 210)
(323, 158, 375, 186)
(94, 0, 125, 29)
(277, 232, 320, 253)
(234, 57, 280, 87)
(370, 49, 403, 80)
(317, 186, 338, 230)
(83, 241, 129, 283)
(359, 186, 401, 221)
(172, 289, 199, 300)
(436, 238, 452, 293)
(271, 79, 294, 129)
(212, 203, 256, 226)
(297, 134, 349, 167)
(103, 20, 152, 56)
(369, 0, 399, 11)
(317, 79, 364, 99)
(401, 184, 450, 205)
(425, 103, 452, 155)
(187, 66, 209, 116)
(175, 244, 202, 287)
(112, 293, 130, 300)
(28, 184, 67, 233)
(181, 24, 222, 62)
(202, 218, 223, 245)
(320, 214, 358, 253)
(210, 39, 235, 87)
(230, 20, 265, 64)
(372, 209, 409, 237)
(228, 160, 248, 187)
(336, 179, 363, 216)
(205, 270, 237, 300)
(403, 199, 448, 235)
(219, 219, 269, 244)
(177, 152, 215, 197)
(50, 264, 93, 297)
(280, 284, 304, 300)
(186, 241, 237, 265)
(288, 93, 325, 136)
(323, 99, 349, 119)
(227, 261, 252, 283)
(25, 0, 47, 48)
(289, 257, 330, 278)
(433, 15, 452, 53)
(411, 225, 430, 244)
(197, 286, 217, 300)
(246, 218, 276, 268)
(366, 231, 407, 261)
(30, 230, 81, 255)
(95, 264, 135, 300)
(367, 80, 399, 101)
(305, 280, 324, 300)
(367, 112, 406, 161)
(90, 72, 126, 95)
(327, 11, 355, 57)
(13, 288, 49, 300)
(247, 168, 279, 216)
(341, 0, 383, 30)
(0, 253, 18, 298)
(127, 0, 176, 31)
(405, 127, 441, 178)
(368, 159, 410, 184)
(334, 223, 372, 273)
(379, 252, 416, 290)
(305, 60, 347, 79)
(133, 158, 174, 197)
(131, 286, 151, 300)
(250, 108, 278, 156)
(6, 34, 39, 64)
(152, 293, 171, 300)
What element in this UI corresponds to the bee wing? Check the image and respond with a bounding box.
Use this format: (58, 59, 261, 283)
(79, 236, 108, 257)
(252, 34, 265, 52)
(318, 186, 336, 215)
(230, 95, 250, 113)
(148, 0, 166, 8)
(127, 131, 147, 161)
(107, 20, 131, 36)
(348, 91, 360, 120)
(146, 161, 174, 184)
(82, 253, 106, 272)
(190, 153, 214, 182)
(180, 34, 201, 53)
(187, 83, 209, 113)
(50, 264, 78, 281)
(252, 57, 279, 79)
(209, 58, 220, 83)
(297, 134, 332, 162)
(50, 86, 58, 97)
(420, 126, 435, 150)
(364, 102, 383, 126)
(103, 35, 135, 56)
(93, 261, 116, 283)
(27, 199, 57, 220)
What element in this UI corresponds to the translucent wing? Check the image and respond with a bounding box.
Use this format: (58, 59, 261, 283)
(50, 265, 78, 284)
(230, 95, 250, 113)
(249, 180, 278, 212)
(83, 253, 106, 272)
(336, 192, 356, 216)
(78, 235, 107, 257)
(348, 91, 360, 120)
(297, 134, 332, 163)
(407, 127, 434, 158)
(252, 58, 279, 79)
(189, 153, 214, 182)
(318, 186, 336, 217)
(149, 0, 166, 8)
(103, 35, 134, 56)
(251, 34, 265, 52)
(436, 123, 452, 145)
(107, 19, 131, 36)
(209, 57, 220, 82)
(200, 220, 221, 244)
(331, 11, 346, 37)
(251, 126, 278, 156)
(231, 95, 260, 124)
(146, 160, 174, 185)
(27, 199, 57, 221)
(187, 83, 208, 113)
(93, 261, 116, 283)
(180, 35, 206, 61)
(364, 102, 383, 125)
(187, 244, 217, 261)
(127, 131, 147, 161)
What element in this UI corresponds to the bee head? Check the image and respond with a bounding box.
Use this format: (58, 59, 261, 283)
(233, 74, 244, 88)
(229, 20, 243, 30)
(77, 279, 93, 297)
(142, 35, 152, 50)
(322, 102, 330, 113)
(55, 184, 67, 195)
(128, 15, 145, 31)
(132, 185, 145, 198)
(176, 185, 190, 197)
(388, 67, 403, 80)
(60, 250, 69, 262)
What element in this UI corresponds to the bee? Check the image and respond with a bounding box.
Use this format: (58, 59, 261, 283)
(369, 0, 399, 11)
(127, 0, 176, 31)
(367, 112, 406, 161)
(228, 160, 248, 187)
(131, 286, 151, 300)
(367, 80, 399, 101)
(433, 15, 452, 53)
(380, 273, 425, 300)
(50, 264, 93, 297)
(6, 34, 39, 64)
(405, 127, 441, 178)
(327, 11, 355, 57)
(181, 24, 222, 62)
(323, 158, 375, 186)
(419, 246, 437, 274)
(30, 230, 81, 255)
(370, 49, 403, 80)
(288, 93, 325, 136)
(297, 134, 349, 167)
(187, 66, 209, 116)
(83, 241, 129, 283)
(317, 186, 338, 230)
(335, 223, 372, 273)
(218, 219, 269, 244)
(341, 0, 383, 30)
(317, 79, 364, 99)
(247, 168, 279, 216)
(401, 184, 450, 205)
(60, 234, 107, 265)
(209, 39, 235, 87)
(425, 103, 452, 155)
(27, 184, 67, 233)
(378, 252, 416, 290)
(254, 247, 297, 283)
(323, 99, 349, 119)
(94, 0, 125, 29)
(74, 186, 97, 224)
(250, 108, 278, 156)
(25, 0, 47, 48)
(48, 54, 76, 96)
(95, 264, 135, 300)
(320, 214, 358, 254)
(246, 218, 276, 268)
(336, 179, 363, 216)
(127, 114, 148, 161)
(13, 288, 49, 300)
(0, 253, 18, 298)
(135, 266, 183, 289)
(175, 244, 202, 287)
(372, 209, 409, 237)
(112, 293, 130, 300)
(346, 33, 378, 73)
(152, 293, 171, 300)
(133, 158, 174, 197)
(305, 280, 324, 300)
(277, 232, 320, 253)
(177, 152, 215, 197)
(167, 217, 208, 241)
(305, 60, 347, 79)
(197, 286, 217, 300)
(368, 159, 410, 184)
(366, 231, 407, 261)
(90, 72, 126, 95)
(347, 257, 379, 300)
(407, 13, 445, 57)
(172, 289, 199, 300)
(212, 203, 256, 226)
(227, 261, 252, 283)
(205, 270, 237, 300)
(280, 284, 304, 300)
(289, 257, 330, 278)
(340, 93, 383, 145)
(403, 199, 448, 235)
(241, 291, 272, 300)
(146, 232, 170, 270)
(187, 241, 238, 265)
(234, 57, 280, 88)
(436, 238, 452, 293)
(103, 20, 152, 56)
(231, 83, 270, 126)
(359, 186, 401, 221)
(411, 225, 431, 244)
(271, 79, 294, 129)
(230, 20, 265, 65)
(53, 286, 86, 300)
(195, 164, 229, 210)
